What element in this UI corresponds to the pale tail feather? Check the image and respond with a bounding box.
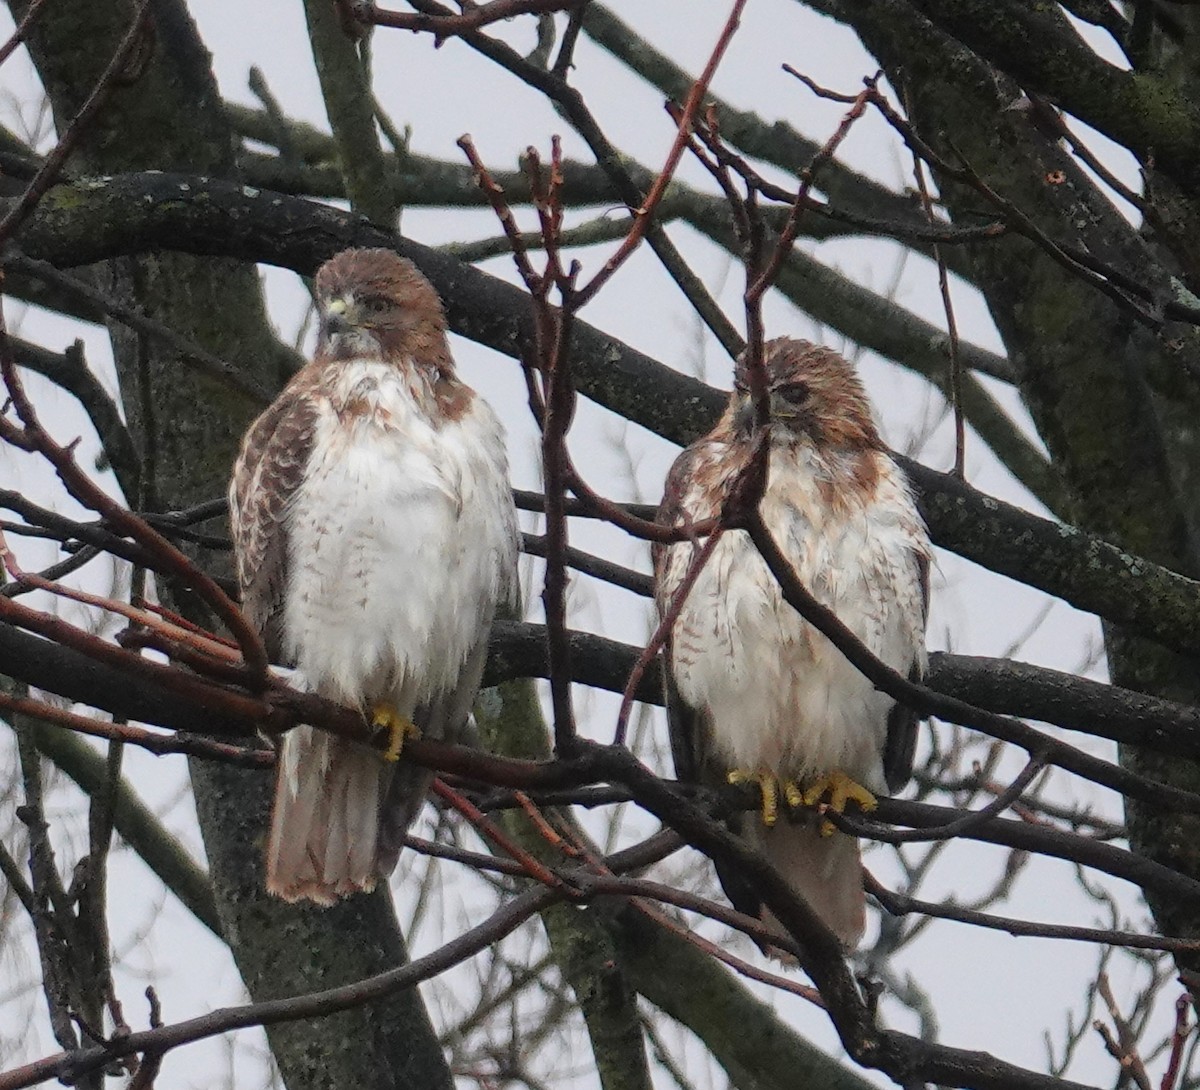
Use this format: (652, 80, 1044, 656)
(266, 726, 394, 905)
(745, 821, 865, 951)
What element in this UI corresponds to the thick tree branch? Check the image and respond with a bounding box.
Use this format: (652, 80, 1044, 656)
(10, 174, 1200, 648)
(0, 887, 555, 1090)
(303, 0, 398, 226)
(906, 0, 1200, 198)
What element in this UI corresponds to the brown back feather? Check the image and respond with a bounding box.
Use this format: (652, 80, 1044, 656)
(228, 365, 321, 661)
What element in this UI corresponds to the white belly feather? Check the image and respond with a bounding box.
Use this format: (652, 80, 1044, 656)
(283, 360, 516, 715)
(667, 447, 925, 790)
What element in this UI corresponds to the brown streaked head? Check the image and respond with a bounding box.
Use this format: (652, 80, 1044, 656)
(729, 337, 882, 451)
(314, 248, 453, 372)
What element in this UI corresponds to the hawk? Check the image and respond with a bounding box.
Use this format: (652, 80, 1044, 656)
(229, 248, 519, 905)
(653, 337, 929, 948)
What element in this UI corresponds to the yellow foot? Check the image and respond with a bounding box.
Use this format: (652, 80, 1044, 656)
(728, 769, 802, 828)
(801, 769, 877, 835)
(370, 705, 420, 762)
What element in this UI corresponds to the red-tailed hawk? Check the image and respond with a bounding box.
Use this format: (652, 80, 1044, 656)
(653, 337, 929, 948)
(229, 248, 519, 905)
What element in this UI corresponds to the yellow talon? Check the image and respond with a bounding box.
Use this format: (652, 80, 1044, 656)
(728, 769, 782, 827)
(370, 705, 420, 762)
(801, 769, 877, 835)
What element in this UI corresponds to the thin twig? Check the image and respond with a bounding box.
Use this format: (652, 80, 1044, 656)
(613, 528, 723, 745)
(0, 328, 269, 677)
(0, 888, 557, 1090)
(6, 255, 273, 406)
(865, 872, 1200, 953)
(356, 0, 573, 40)
(904, 80, 966, 477)
(0, 0, 153, 247)
(574, 0, 750, 307)
(0, 691, 271, 766)
(0, 0, 53, 70)
(1095, 972, 1153, 1090)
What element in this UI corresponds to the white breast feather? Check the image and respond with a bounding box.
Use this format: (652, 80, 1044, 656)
(283, 359, 518, 716)
(666, 445, 927, 791)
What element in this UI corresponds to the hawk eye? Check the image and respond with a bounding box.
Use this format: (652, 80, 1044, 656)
(363, 296, 390, 314)
(777, 381, 809, 405)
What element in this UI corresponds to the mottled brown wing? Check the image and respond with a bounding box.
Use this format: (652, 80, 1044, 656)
(229, 368, 321, 661)
(882, 548, 930, 794)
(653, 441, 714, 788)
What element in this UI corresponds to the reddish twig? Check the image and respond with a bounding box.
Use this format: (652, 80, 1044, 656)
(539, 259, 581, 753)
(574, 0, 750, 308)
(429, 778, 569, 890)
(782, 65, 862, 104)
(512, 791, 582, 856)
(613, 527, 723, 745)
(564, 467, 719, 543)
(0, 589, 271, 726)
(457, 135, 542, 295)
(137, 599, 238, 647)
(0, 691, 270, 767)
(525, 141, 569, 287)
(117, 628, 256, 688)
(0, 330, 268, 678)
(681, 104, 1011, 251)
(746, 82, 873, 303)
(3, 565, 240, 666)
(2, 544, 104, 597)
(0, 522, 23, 580)
(1160, 993, 1192, 1090)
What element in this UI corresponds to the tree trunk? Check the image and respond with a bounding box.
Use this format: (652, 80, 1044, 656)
(9, 1, 454, 1082)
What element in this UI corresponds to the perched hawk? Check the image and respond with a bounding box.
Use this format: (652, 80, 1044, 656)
(653, 337, 929, 948)
(229, 248, 519, 905)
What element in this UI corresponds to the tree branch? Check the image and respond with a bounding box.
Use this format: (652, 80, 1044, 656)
(10, 173, 1200, 651)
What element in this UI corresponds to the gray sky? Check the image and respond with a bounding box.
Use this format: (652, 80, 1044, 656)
(0, 3, 1169, 1088)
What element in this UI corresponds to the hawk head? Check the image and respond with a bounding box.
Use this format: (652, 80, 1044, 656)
(729, 337, 882, 452)
(314, 248, 452, 371)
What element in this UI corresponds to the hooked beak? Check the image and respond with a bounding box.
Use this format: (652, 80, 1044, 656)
(323, 296, 357, 337)
(321, 296, 374, 358)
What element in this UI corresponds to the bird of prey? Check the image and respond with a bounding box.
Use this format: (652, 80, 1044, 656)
(229, 248, 519, 905)
(653, 337, 929, 948)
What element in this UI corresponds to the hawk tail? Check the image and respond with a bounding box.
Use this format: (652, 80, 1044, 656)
(265, 725, 393, 905)
(746, 822, 865, 952)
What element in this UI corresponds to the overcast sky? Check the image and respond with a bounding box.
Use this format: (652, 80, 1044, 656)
(0, 4, 1169, 1088)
